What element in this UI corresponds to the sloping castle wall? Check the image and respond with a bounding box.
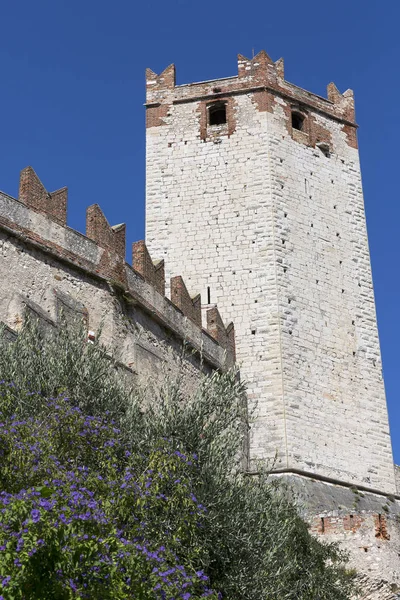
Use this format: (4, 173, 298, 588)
(0, 167, 235, 392)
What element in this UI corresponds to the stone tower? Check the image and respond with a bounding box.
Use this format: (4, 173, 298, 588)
(145, 51, 396, 497)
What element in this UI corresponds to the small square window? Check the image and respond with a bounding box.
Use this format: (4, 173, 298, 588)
(292, 111, 305, 131)
(208, 103, 227, 126)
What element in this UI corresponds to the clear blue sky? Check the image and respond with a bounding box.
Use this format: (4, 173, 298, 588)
(0, 0, 399, 463)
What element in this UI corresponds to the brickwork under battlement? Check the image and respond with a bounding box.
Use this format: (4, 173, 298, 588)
(145, 50, 357, 149)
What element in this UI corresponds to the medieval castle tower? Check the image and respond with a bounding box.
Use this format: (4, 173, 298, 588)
(145, 51, 400, 596)
(145, 50, 396, 495)
(0, 49, 399, 597)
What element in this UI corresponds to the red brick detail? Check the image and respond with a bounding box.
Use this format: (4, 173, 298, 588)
(252, 90, 276, 113)
(343, 514, 363, 532)
(170, 276, 201, 327)
(19, 167, 67, 226)
(327, 83, 355, 121)
(197, 97, 237, 141)
(86, 204, 126, 284)
(311, 514, 364, 535)
(375, 514, 390, 540)
(275, 57, 284, 79)
(237, 50, 274, 83)
(226, 322, 236, 362)
(327, 82, 343, 104)
(132, 240, 165, 295)
(206, 307, 236, 362)
(146, 64, 176, 91)
(342, 124, 358, 149)
(312, 513, 390, 540)
(282, 105, 333, 152)
(198, 102, 207, 141)
(146, 103, 170, 128)
(309, 114, 332, 150)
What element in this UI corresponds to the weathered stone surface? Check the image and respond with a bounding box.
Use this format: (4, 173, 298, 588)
(145, 52, 399, 597)
(0, 186, 234, 395)
(145, 54, 395, 495)
(270, 474, 400, 598)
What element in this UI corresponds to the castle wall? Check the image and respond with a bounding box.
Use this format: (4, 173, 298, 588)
(0, 176, 234, 397)
(145, 53, 396, 494)
(275, 474, 400, 599)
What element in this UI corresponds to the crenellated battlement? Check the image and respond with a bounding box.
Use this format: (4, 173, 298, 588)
(19, 166, 68, 226)
(145, 50, 355, 132)
(0, 167, 235, 370)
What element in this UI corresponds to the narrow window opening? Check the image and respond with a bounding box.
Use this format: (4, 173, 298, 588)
(208, 103, 227, 126)
(292, 111, 305, 131)
(251, 329, 256, 335)
(207, 287, 211, 304)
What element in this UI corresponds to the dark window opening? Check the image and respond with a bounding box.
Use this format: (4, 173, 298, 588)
(207, 286, 211, 304)
(321, 517, 325, 533)
(292, 112, 305, 131)
(209, 103, 227, 126)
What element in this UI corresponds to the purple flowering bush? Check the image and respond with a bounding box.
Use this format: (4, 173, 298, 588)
(0, 320, 356, 600)
(0, 387, 217, 600)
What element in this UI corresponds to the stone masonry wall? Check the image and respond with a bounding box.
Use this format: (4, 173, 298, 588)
(0, 169, 235, 396)
(275, 474, 400, 598)
(145, 51, 396, 494)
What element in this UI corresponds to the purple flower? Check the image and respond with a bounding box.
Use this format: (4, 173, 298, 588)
(31, 508, 41, 523)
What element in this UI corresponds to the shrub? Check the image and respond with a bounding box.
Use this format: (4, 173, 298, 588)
(0, 392, 216, 599)
(0, 319, 356, 599)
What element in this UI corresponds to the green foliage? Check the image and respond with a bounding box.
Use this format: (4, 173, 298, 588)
(0, 397, 216, 599)
(0, 319, 357, 599)
(0, 318, 135, 426)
